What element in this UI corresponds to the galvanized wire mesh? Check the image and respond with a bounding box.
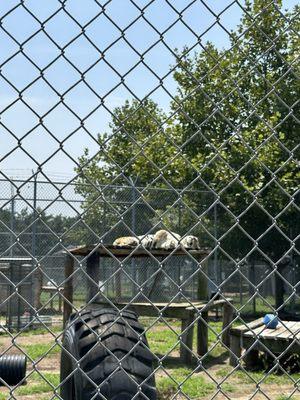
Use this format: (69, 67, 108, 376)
(0, 0, 299, 399)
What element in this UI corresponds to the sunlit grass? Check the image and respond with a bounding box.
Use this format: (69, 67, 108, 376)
(0, 372, 59, 398)
(23, 343, 61, 360)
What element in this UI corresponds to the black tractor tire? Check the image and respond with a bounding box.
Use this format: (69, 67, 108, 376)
(0, 355, 27, 386)
(60, 307, 156, 400)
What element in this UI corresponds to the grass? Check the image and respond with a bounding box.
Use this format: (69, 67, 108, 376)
(157, 368, 214, 398)
(19, 325, 62, 336)
(146, 320, 225, 360)
(216, 365, 300, 387)
(147, 325, 180, 355)
(0, 372, 59, 399)
(157, 367, 235, 398)
(276, 396, 300, 400)
(23, 343, 61, 360)
(1, 317, 300, 399)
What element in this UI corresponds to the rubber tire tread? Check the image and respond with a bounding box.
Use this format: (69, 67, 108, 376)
(60, 307, 156, 400)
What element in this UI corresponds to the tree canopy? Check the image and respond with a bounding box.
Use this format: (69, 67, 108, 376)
(76, 0, 299, 261)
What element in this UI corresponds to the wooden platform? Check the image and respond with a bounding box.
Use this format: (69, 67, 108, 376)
(63, 244, 210, 328)
(91, 298, 234, 364)
(230, 318, 300, 367)
(66, 243, 210, 258)
(62, 243, 218, 364)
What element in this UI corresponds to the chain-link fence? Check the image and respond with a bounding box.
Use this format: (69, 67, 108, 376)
(1, 176, 298, 320)
(0, 0, 299, 399)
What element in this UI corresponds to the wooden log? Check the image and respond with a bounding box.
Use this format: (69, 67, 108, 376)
(229, 334, 241, 367)
(86, 252, 100, 303)
(63, 255, 74, 326)
(197, 257, 208, 301)
(197, 311, 208, 356)
(222, 302, 234, 347)
(180, 314, 195, 364)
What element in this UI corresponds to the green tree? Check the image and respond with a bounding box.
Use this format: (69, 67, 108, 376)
(0, 207, 79, 256)
(76, 1, 299, 259)
(75, 99, 189, 239)
(172, 0, 299, 259)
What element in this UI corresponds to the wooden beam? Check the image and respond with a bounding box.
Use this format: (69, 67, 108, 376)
(180, 314, 195, 364)
(67, 244, 210, 259)
(197, 257, 208, 301)
(229, 335, 241, 367)
(197, 311, 208, 356)
(86, 251, 100, 303)
(222, 302, 234, 347)
(63, 254, 74, 326)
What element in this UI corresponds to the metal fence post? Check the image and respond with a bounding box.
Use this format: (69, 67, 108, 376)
(31, 171, 42, 312)
(9, 183, 15, 257)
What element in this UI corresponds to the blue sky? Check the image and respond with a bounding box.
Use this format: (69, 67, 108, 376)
(0, 0, 298, 178)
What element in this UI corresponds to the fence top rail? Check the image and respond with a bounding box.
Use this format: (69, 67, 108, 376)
(65, 244, 210, 259)
(0, 257, 32, 262)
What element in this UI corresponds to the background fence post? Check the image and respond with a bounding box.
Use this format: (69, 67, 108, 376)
(249, 258, 256, 314)
(131, 177, 137, 294)
(32, 171, 42, 311)
(9, 183, 15, 257)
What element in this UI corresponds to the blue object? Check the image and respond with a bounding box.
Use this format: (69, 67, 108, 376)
(263, 314, 278, 329)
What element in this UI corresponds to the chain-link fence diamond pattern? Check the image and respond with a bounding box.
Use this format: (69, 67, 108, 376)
(0, 0, 299, 399)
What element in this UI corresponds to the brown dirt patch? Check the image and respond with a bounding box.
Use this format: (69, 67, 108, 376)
(34, 354, 61, 372)
(0, 332, 62, 354)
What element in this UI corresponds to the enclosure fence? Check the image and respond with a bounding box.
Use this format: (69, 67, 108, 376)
(0, 1, 299, 399)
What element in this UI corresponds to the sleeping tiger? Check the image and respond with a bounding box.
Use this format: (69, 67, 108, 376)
(113, 230, 199, 250)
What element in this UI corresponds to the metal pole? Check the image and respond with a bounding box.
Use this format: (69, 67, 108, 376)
(178, 203, 182, 233)
(32, 170, 38, 257)
(249, 258, 256, 314)
(178, 202, 182, 293)
(10, 183, 15, 257)
(31, 170, 38, 321)
(130, 177, 137, 233)
(214, 202, 220, 285)
(130, 177, 137, 295)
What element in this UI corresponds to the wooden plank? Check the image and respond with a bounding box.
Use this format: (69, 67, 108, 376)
(244, 324, 273, 338)
(266, 324, 289, 338)
(271, 322, 297, 338)
(97, 299, 229, 311)
(93, 299, 232, 319)
(230, 318, 263, 334)
(109, 301, 194, 308)
(66, 244, 210, 259)
(243, 321, 299, 340)
(96, 301, 189, 318)
(279, 322, 299, 339)
(185, 299, 230, 311)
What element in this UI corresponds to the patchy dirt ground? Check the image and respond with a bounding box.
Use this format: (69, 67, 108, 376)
(0, 329, 300, 400)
